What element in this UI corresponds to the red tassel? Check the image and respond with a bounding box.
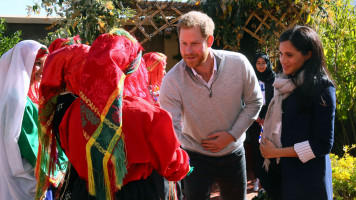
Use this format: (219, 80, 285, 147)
(108, 159, 117, 198)
(35, 142, 42, 178)
(49, 133, 58, 176)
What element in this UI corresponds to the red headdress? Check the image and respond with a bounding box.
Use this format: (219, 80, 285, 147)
(35, 44, 90, 199)
(79, 28, 145, 199)
(28, 47, 49, 105)
(48, 35, 81, 53)
(35, 47, 49, 60)
(142, 52, 167, 103)
(143, 52, 167, 87)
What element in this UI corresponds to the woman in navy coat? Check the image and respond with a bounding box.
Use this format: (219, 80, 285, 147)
(259, 26, 336, 200)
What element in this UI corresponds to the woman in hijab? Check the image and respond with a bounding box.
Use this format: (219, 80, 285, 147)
(0, 40, 64, 199)
(247, 52, 275, 191)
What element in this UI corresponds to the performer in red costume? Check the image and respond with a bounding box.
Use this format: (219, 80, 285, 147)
(143, 52, 167, 104)
(35, 43, 90, 199)
(36, 29, 190, 200)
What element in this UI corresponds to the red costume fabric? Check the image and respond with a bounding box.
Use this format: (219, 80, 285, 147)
(59, 96, 189, 187)
(56, 28, 189, 200)
(39, 44, 90, 99)
(48, 35, 81, 53)
(35, 44, 90, 199)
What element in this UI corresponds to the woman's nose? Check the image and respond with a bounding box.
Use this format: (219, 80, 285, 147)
(279, 56, 284, 65)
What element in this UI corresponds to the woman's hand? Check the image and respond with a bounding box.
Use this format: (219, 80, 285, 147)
(260, 137, 299, 158)
(260, 137, 278, 158)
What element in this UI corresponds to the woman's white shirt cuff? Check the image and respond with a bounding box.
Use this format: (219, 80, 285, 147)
(294, 141, 315, 163)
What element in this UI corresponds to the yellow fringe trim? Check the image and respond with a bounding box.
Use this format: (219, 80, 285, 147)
(103, 152, 112, 199)
(86, 131, 98, 196)
(110, 156, 120, 189)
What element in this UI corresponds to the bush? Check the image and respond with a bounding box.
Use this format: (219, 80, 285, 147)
(315, 0, 356, 155)
(28, 0, 135, 45)
(331, 145, 356, 200)
(0, 18, 21, 57)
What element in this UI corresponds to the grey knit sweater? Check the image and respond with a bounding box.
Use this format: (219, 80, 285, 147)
(160, 49, 263, 156)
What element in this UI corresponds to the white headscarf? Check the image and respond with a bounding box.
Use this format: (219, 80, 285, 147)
(0, 40, 44, 199)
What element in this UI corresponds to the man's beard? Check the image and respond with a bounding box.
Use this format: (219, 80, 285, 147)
(183, 54, 206, 69)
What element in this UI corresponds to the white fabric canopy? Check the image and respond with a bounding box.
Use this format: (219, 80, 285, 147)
(0, 40, 43, 200)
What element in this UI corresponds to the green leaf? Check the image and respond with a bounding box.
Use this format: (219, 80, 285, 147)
(327, 48, 334, 57)
(27, 0, 134, 45)
(0, 19, 22, 56)
(306, 14, 311, 23)
(345, 49, 352, 60)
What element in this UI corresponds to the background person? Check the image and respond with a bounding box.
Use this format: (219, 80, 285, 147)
(143, 51, 184, 200)
(143, 52, 167, 104)
(246, 52, 275, 191)
(0, 40, 64, 199)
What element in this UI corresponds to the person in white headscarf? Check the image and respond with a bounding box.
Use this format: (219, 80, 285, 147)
(0, 40, 50, 199)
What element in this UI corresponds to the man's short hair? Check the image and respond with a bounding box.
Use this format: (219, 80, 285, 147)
(177, 11, 215, 38)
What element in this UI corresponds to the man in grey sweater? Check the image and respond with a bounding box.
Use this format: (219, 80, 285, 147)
(160, 11, 263, 200)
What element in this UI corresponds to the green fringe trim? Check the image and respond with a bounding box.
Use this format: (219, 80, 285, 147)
(113, 139, 127, 189)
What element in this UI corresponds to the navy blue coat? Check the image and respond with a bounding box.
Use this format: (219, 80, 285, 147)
(279, 83, 336, 200)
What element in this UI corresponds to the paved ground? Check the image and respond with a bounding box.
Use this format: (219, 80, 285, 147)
(246, 179, 259, 200)
(210, 177, 258, 200)
(210, 143, 259, 200)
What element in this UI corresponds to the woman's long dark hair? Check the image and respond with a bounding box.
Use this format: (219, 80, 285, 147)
(279, 25, 334, 112)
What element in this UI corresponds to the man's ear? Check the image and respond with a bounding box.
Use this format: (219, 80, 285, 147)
(207, 35, 214, 48)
